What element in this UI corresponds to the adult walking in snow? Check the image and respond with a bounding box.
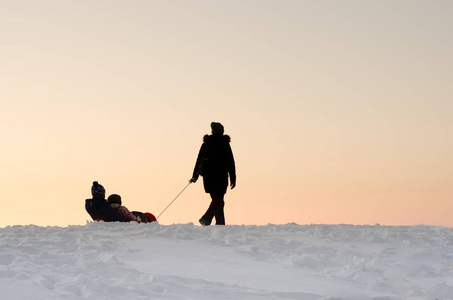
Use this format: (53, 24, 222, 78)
(190, 122, 236, 226)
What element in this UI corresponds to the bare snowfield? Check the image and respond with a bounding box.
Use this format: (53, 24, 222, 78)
(1, 222, 452, 300)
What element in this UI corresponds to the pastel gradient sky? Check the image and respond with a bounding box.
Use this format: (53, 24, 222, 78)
(1, 1, 452, 228)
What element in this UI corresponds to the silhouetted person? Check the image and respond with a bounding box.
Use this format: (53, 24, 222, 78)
(107, 194, 142, 222)
(190, 122, 236, 225)
(85, 181, 128, 222)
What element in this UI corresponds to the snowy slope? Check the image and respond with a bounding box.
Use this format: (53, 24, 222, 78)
(1, 222, 452, 300)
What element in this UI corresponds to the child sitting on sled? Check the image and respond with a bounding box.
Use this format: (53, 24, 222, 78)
(107, 194, 142, 222)
(85, 182, 129, 222)
(107, 194, 157, 223)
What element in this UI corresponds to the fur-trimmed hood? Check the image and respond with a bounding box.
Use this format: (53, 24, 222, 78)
(203, 134, 231, 143)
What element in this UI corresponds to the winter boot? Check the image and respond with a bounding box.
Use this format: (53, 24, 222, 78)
(199, 217, 210, 226)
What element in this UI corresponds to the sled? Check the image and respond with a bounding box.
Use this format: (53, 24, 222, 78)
(94, 212, 157, 223)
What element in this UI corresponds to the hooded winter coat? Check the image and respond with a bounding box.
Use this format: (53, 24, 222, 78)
(192, 134, 236, 195)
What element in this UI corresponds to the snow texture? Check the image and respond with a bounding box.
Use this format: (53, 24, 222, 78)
(1, 222, 452, 300)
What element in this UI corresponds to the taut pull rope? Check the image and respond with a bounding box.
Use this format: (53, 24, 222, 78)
(156, 182, 192, 220)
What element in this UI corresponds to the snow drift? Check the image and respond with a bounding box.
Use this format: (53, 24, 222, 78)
(1, 222, 452, 300)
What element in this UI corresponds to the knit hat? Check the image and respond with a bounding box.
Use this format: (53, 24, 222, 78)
(91, 181, 105, 199)
(107, 194, 122, 205)
(211, 122, 224, 135)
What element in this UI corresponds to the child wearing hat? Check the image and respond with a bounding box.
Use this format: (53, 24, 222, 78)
(107, 194, 142, 222)
(85, 181, 129, 222)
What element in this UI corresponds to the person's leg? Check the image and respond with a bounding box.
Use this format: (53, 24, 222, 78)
(214, 195, 225, 225)
(200, 193, 224, 226)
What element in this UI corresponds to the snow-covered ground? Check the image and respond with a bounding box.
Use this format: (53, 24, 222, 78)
(1, 222, 452, 300)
